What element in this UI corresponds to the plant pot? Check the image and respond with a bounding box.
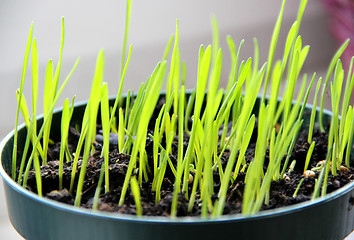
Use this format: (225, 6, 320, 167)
(1, 96, 354, 240)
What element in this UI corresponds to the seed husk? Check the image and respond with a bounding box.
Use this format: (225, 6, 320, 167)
(303, 170, 316, 178)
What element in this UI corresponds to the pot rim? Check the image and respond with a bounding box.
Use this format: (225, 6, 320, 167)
(1, 96, 353, 224)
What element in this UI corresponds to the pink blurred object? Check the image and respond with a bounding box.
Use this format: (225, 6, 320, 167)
(323, 0, 354, 69)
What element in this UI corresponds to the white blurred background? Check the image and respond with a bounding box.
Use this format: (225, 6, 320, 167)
(0, 0, 338, 138)
(0, 0, 352, 239)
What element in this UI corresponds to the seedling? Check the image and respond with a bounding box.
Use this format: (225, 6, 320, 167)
(12, 0, 354, 218)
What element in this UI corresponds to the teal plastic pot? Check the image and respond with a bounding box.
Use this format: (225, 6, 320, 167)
(1, 97, 354, 240)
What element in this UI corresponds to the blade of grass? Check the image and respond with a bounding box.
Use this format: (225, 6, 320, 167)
(100, 83, 111, 193)
(319, 39, 350, 131)
(171, 86, 185, 217)
(109, 45, 132, 129)
(59, 98, 71, 189)
(262, 0, 286, 102)
(121, 0, 133, 76)
(308, 77, 322, 143)
(74, 50, 105, 206)
(303, 141, 315, 172)
(130, 176, 142, 216)
(42, 60, 54, 165)
(12, 22, 33, 180)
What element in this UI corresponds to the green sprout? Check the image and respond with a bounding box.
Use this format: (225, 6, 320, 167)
(100, 83, 110, 193)
(43, 17, 66, 166)
(308, 77, 322, 143)
(130, 176, 142, 216)
(319, 39, 350, 132)
(12, 22, 33, 180)
(74, 49, 105, 206)
(59, 97, 75, 190)
(261, 0, 286, 103)
(121, 0, 133, 76)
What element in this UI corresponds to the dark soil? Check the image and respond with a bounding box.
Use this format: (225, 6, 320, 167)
(23, 123, 354, 217)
